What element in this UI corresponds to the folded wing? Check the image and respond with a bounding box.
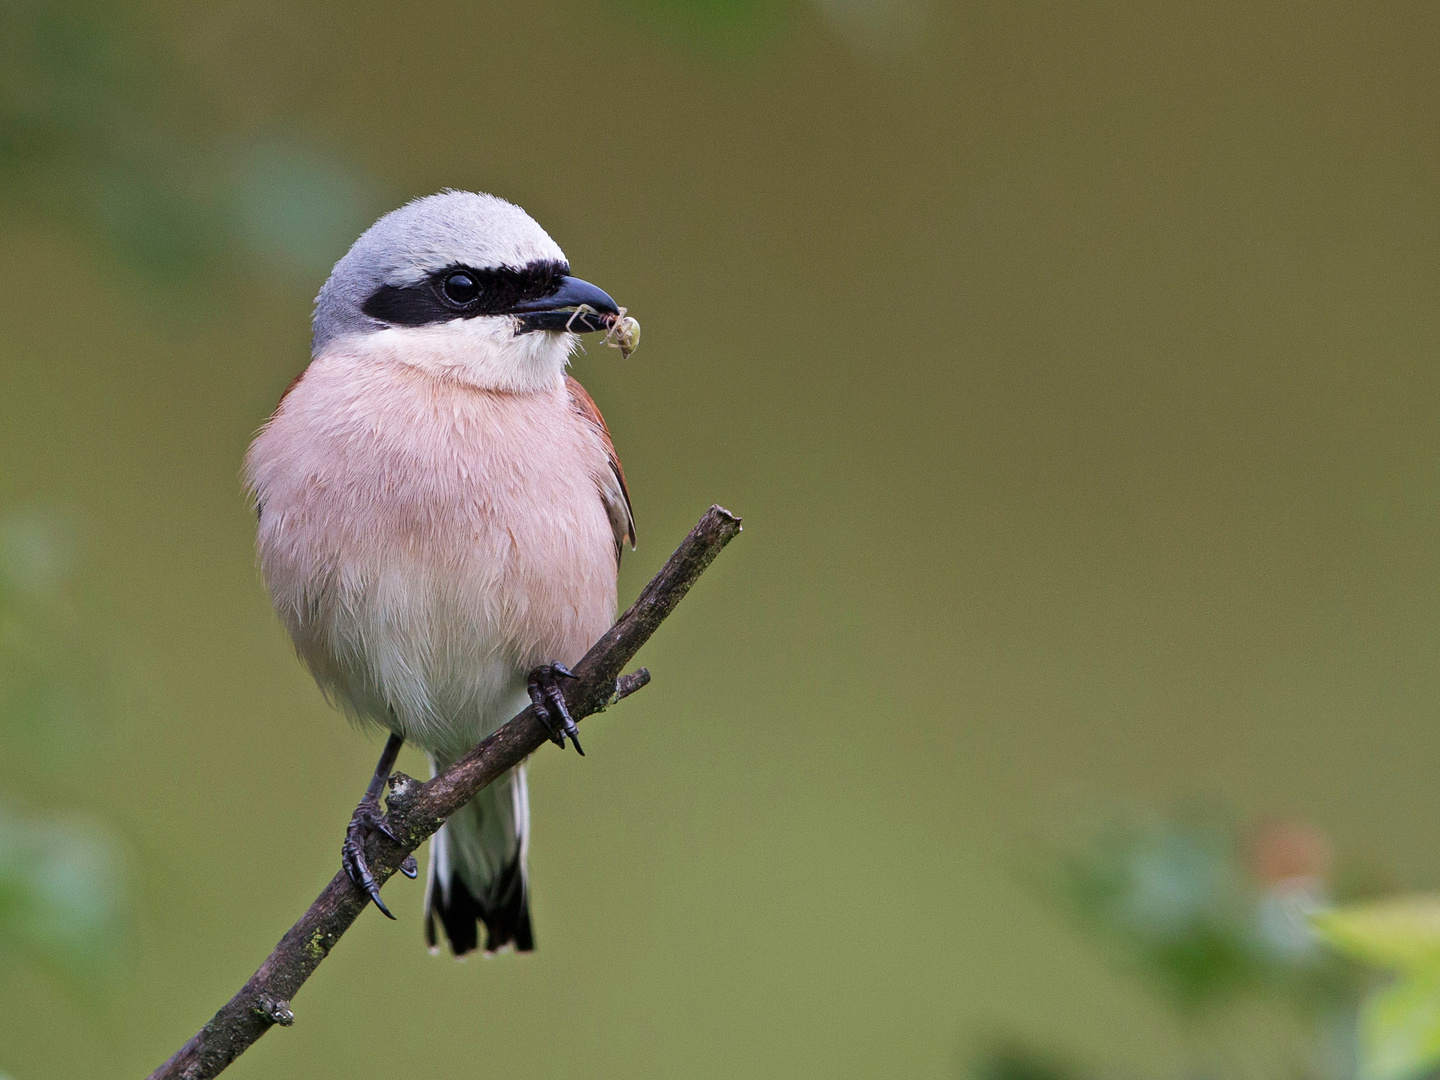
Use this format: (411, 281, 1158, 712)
(565, 374, 636, 560)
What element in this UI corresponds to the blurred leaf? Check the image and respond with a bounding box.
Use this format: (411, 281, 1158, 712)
(607, 0, 791, 52)
(1313, 898, 1440, 971)
(1051, 806, 1367, 1030)
(0, 508, 74, 597)
(0, 0, 122, 169)
(0, 507, 132, 988)
(1057, 811, 1264, 1012)
(1358, 966, 1440, 1080)
(2, 0, 381, 292)
(809, 0, 929, 60)
(1313, 899, 1440, 1080)
(222, 135, 379, 285)
(968, 1042, 1086, 1080)
(1, 0, 222, 279)
(93, 158, 222, 278)
(616, 0, 781, 29)
(0, 808, 129, 979)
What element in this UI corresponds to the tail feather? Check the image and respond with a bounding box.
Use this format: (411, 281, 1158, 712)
(424, 763, 534, 956)
(426, 855, 533, 955)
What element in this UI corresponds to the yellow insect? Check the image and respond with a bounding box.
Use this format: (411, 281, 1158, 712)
(562, 304, 641, 359)
(603, 310, 641, 359)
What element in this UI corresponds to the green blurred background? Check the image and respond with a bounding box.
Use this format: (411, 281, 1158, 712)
(1, 1, 1438, 1077)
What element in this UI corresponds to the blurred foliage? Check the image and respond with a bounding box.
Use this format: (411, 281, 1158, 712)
(1315, 898, 1440, 1080)
(0, 508, 130, 988)
(610, 0, 787, 41)
(1060, 809, 1261, 1011)
(972, 807, 1375, 1080)
(1, 0, 924, 296)
(605, 0, 927, 56)
(971, 1043, 1087, 1080)
(1056, 809, 1354, 1016)
(0, 0, 379, 287)
(2, 0, 924, 294)
(0, 806, 127, 980)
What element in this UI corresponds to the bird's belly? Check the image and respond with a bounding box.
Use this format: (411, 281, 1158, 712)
(308, 559, 533, 753)
(250, 367, 618, 753)
(278, 498, 615, 753)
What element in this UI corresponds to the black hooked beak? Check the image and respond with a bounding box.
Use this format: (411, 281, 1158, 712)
(511, 276, 620, 334)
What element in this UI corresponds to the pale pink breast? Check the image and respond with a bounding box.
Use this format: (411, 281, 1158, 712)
(245, 353, 618, 748)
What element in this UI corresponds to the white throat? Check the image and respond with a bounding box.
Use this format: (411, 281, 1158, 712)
(324, 318, 575, 393)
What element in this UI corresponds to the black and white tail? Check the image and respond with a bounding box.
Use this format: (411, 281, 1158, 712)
(424, 762, 533, 955)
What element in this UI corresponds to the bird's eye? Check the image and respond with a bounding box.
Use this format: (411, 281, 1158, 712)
(441, 271, 480, 305)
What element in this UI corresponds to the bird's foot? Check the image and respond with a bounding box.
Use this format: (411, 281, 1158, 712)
(342, 795, 418, 919)
(528, 663, 583, 755)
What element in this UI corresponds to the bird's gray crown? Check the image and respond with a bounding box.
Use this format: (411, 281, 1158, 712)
(312, 191, 568, 354)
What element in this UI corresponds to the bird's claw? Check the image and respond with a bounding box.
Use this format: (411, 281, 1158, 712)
(342, 796, 406, 918)
(528, 663, 584, 755)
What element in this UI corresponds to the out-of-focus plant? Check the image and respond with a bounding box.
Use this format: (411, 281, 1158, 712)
(606, 0, 928, 58)
(4, 0, 918, 302)
(1057, 809, 1353, 1017)
(969, 806, 1374, 1080)
(1313, 896, 1440, 1080)
(0, 0, 379, 289)
(608, 0, 788, 47)
(969, 1042, 1086, 1080)
(0, 508, 129, 984)
(0, 806, 127, 980)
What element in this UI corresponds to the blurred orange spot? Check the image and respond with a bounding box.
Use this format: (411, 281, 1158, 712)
(1249, 820, 1332, 886)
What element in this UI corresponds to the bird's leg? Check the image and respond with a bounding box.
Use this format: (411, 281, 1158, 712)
(341, 732, 419, 919)
(528, 663, 584, 755)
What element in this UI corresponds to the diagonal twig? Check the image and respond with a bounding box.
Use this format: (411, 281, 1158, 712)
(147, 505, 742, 1080)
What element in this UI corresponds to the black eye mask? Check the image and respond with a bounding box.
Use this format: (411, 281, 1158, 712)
(361, 259, 572, 326)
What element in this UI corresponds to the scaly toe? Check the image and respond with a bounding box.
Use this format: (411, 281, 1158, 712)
(528, 667, 570, 749)
(342, 834, 395, 918)
(543, 681, 583, 756)
(343, 801, 399, 918)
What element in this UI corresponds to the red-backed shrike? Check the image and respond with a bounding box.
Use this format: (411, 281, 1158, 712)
(245, 191, 635, 955)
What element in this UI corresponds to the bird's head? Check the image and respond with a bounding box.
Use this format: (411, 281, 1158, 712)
(312, 190, 623, 393)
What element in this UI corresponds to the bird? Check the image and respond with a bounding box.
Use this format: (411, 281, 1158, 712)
(244, 190, 636, 956)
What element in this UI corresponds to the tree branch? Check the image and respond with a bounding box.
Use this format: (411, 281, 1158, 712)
(148, 505, 742, 1080)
